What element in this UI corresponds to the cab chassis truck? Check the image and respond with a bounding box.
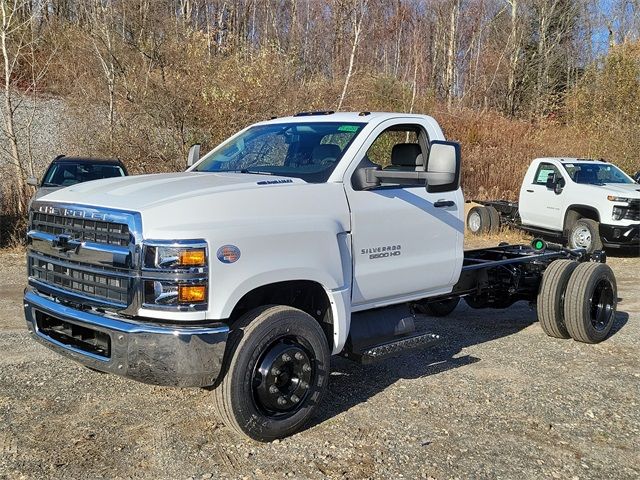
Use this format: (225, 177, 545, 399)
(24, 112, 618, 441)
(466, 157, 640, 253)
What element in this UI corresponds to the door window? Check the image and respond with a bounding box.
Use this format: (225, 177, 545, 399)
(352, 125, 427, 189)
(366, 128, 421, 169)
(533, 163, 562, 185)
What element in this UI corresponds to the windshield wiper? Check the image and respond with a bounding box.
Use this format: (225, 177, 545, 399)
(238, 169, 275, 176)
(42, 182, 60, 187)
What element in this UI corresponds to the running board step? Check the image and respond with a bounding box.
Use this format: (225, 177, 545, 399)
(344, 332, 441, 365)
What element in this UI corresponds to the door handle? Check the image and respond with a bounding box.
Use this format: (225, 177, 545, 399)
(434, 200, 455, 208)
(526, 189, 534, 193)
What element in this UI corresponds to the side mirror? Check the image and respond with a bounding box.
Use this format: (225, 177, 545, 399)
(545, 172, 556, 189)
(187, 143, 200, 168)
(634, 171, 640, 183)
(545, 173, 564, 194)
(26, 176, 38, 187)
(425, 141, 461, 193)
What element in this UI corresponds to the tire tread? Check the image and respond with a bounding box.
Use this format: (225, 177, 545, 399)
(537, 260, 578, 339)
(564, 262, 616, 343)
(213, 305, 329, 440)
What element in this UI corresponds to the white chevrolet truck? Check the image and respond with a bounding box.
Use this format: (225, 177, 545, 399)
(25, 112, 618, 441)
(468, 157, 640, 253)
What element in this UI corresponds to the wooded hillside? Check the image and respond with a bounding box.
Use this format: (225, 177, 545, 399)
(1, 0, 639, 244)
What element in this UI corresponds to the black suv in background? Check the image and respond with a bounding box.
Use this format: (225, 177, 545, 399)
(27, 156, 128, 201)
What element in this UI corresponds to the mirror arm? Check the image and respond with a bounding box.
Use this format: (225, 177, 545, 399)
(368, 169, 428, 185)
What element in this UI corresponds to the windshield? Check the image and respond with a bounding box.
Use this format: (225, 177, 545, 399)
(562, 163, 634, 185)
(193, 122, 365, 182)
(42, 163, 126, 187)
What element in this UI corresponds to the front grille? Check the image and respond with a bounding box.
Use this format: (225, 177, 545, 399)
(31, 212, 130, 246)
(29, 256, 129, 305)
(35, 310, 111, 358)
(623, 201, 640, 221)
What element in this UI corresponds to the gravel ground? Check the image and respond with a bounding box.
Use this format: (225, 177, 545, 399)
(1, 242, 639, 480)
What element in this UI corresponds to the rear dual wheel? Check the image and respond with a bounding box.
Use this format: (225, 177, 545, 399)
(467, 206, 500, 235)
(537, 261, 616, 343)
(537, 260, 578, 339)
(564, 262, 617, 343)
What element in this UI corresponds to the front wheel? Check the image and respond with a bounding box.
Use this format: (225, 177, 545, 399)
(213, 306, 330, 441)
(567, 219, 603, 253)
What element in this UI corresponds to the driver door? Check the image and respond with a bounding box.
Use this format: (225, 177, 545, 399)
(345, 120, 464, 308)
(519, 162, 565, 230)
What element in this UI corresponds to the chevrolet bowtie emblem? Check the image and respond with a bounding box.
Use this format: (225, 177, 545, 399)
(51, 234, 82, 253)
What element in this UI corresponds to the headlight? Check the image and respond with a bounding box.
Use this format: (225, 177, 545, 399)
(607, 195, 631, 203)
(144, 241, 208, 270)
(612, 206, 626, 221)
(142, 240, 208, 311)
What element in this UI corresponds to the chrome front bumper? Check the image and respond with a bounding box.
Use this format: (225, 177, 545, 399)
(24, 288, 229, 387)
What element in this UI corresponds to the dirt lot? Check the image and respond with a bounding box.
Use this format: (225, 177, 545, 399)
(1, 239, 639, 480)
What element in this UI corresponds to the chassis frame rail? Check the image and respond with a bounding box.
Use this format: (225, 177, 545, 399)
(422, 243, 604, 309)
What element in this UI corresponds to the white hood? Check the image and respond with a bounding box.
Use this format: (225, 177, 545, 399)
(36, 171, 351, 239)
(599, 183, 640, 197)
(39, 172, 307, 211)
(570, 182, 640, 200)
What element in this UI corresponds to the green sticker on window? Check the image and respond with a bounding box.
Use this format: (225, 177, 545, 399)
(338, 125, 359, 132)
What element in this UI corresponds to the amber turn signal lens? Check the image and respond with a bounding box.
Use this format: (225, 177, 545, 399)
(178, 285, 207, 303)
(179, 248, 206, 266)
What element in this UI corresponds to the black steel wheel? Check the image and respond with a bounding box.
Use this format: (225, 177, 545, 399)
(252, 338, 315, 417)
(213, 305, 330, 441)
(536, 259, 579, 339)
(564, 262, 617, 343)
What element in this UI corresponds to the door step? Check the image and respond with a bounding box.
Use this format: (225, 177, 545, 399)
(343, 331, 441, 364)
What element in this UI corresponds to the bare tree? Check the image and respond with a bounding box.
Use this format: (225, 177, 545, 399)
(84, 0, 121, 150)
(0, 0, 50, 215)
(505, 0, 523, 116)
(444, 0, 461, 109)
(337, 0, 367, 110)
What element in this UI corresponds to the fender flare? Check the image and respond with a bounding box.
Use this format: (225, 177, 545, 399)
(563, 204, 601, 231)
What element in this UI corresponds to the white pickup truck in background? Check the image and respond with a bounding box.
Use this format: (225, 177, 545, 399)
(24, 113, 618, 441)
(468, 157, 640, 253)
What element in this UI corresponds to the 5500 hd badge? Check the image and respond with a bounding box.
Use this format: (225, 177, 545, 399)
(361, 245, 402, 259)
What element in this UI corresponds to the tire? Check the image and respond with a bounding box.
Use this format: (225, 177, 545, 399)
(564, 262, 617, 344)
(486, 206, 501, 234)
(213, 306, 330, 441)
(414, 297, 460, 317)
(567, 218, 603, 253)
(536, 260, 579, 339)
(467, 206, 491, 235)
